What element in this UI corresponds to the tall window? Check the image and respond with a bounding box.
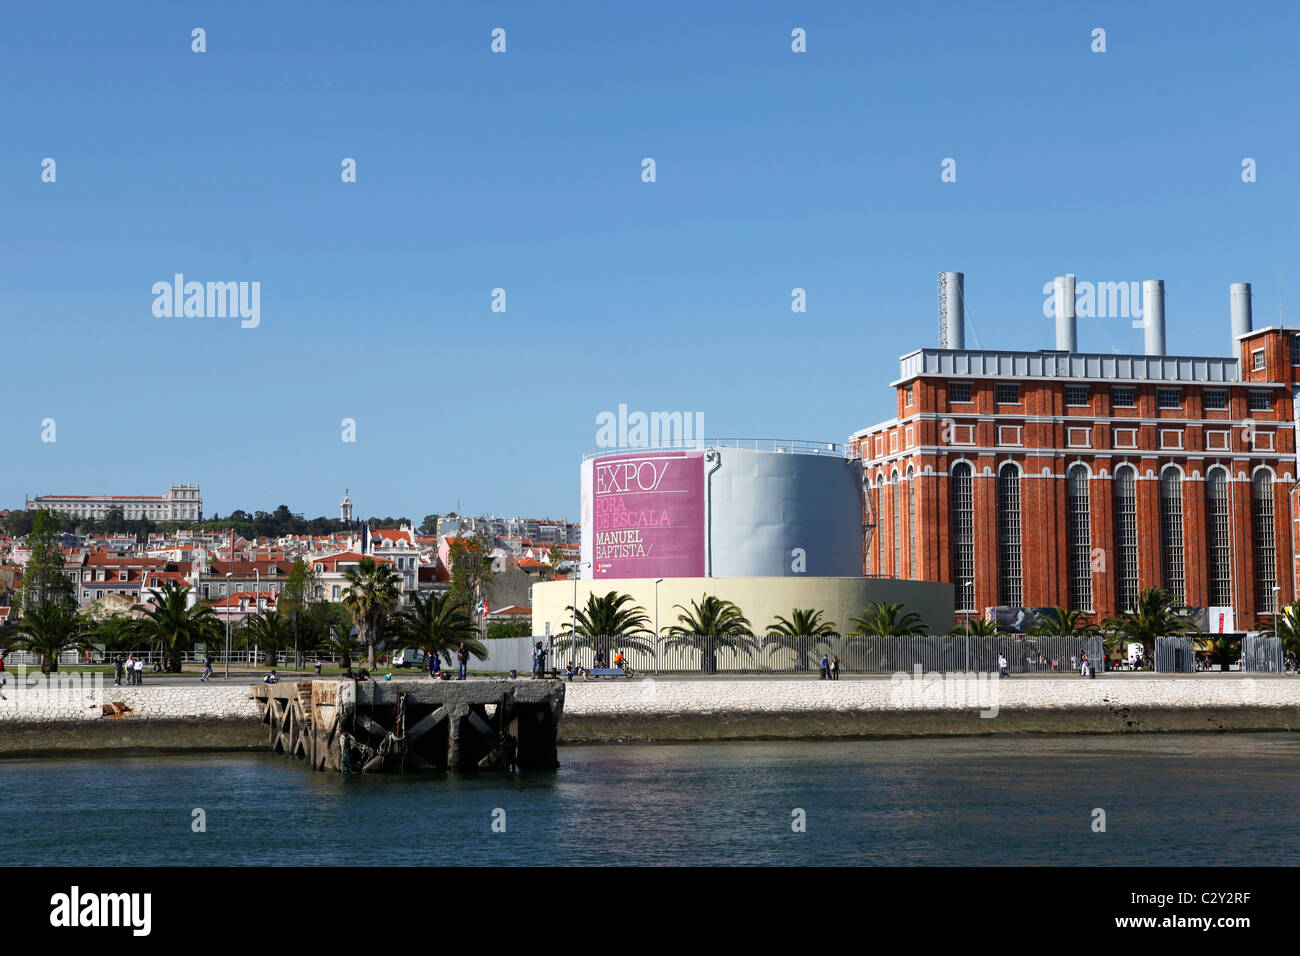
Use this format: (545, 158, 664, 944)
(907, 466, 917, 579)
(951, 463, 974, 611)
(1067, 465, 1092, 610)
(997, 463, 1022, 606)
(1160, 468, 1185, 603)
(1253, 470, 1277, 614)
(1206, 468, 1233, 607)
(1114, 466, 1139, 612)
(876, 477, 885, 573)
(892, 471, 901, 576)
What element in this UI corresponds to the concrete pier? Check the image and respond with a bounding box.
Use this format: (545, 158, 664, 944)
(253, 679, 565, 773)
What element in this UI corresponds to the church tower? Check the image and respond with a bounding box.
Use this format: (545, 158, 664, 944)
(340, 488, 353, 525)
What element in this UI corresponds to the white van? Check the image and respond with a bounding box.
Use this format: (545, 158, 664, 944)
(392, 648, 425, 669)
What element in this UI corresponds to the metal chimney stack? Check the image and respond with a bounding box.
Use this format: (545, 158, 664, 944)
(1142, 279, 1166, 356)
(1053, 275, 1077, 351)
(1230, 282, 1253, 353)
(938, 272, 965, 350)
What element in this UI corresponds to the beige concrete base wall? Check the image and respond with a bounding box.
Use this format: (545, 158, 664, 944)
(532, 576, 954, 637)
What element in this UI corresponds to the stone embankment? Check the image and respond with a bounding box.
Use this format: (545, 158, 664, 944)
(1, 674, 1298, 755)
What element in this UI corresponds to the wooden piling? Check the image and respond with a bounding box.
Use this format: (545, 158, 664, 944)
(253, 678, 564, 773)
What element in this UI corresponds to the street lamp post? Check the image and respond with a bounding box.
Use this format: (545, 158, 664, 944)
(570, 561, 591, 668)
(654, 578, 664, 675)
(959, 577, 973, 671)
(224, 572, 233, 680)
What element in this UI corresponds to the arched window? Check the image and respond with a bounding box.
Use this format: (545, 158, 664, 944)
(907, 466, 917, 579)
(951, 463, 974, 610)
(1113, 465, 1139, 612)
(1160, 468, 1185, 603)
(1206, 468, 1233, 607)
(892, 471, 901, 576)
(997, 462, 1022, 607)
(876, 476, 885, 574)
(1067, 465, 1092, 611)
(1253, 470, 1277, 613)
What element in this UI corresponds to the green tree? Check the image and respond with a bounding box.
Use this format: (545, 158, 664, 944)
(663, 595, 754, 674)
(418, 515, 440, 535)
(11, 602, 89, 674)
(448, 534, 494, 611)
(18, 509, 75, 614)
(241, 608, 295, 666)
(486, 619, 531, 639)
(555, 591, 653, 659)
(1028, 606, 1099, 637)
(393, 591, 486, 666)
(1101, 587, 1198, 663)
(341, 557, 403, 668)
(948, 617, 1000, 636)
(131, 582, 222, 673)
(545, 545, 565, 581)
(1267, 604, 1300, 654)
(850, 601, 928, 636)
(763, 609, 838, 671)
(324, 625, 365, 672)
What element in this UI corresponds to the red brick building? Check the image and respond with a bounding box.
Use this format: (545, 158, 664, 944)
(853, 306, 1298, 631)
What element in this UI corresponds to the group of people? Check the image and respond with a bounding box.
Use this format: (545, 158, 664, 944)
(998, 652, 1097, 678)
(112, 654, 148, 686)
(819, 653, 840, 680)
(425, 643, 470, 680)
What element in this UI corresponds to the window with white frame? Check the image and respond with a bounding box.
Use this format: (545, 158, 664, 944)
(1067, 465, 1092, 611)
(1249, 390, 1272, 411)
(1159, 429, 1183, 449)
(1206, 468, 1232, 608)
(1252, 349, 1266, 371)
(1065, 385, 1088, 406)
(951, 463, 974, 611)
(1114, 466, 1139, 613)
(950, 382, 973, 403)
(997, 425, 1022, 446)
(997, 463, 1022, 607)
(996, 383, 1020, 405)
(1253, 471, 1277, 613)
(1204, 389, 1228, 410)
(1157, 388, 1181, 409)
(1067, 427, 1091, 447)
(1160, 469, 1185, 604)
(1112, 386, 1136, 408)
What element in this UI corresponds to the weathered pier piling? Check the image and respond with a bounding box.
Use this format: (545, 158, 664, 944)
(252, 679, 564, 773)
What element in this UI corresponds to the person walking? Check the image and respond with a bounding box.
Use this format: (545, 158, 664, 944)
(830, 655, 840, 681)
(113, 655, 125, 687)
(456, 642, 469, 681)
(997, 653, 1009, 679)
(201, 654, 214, 682)
(819, 653, 830, 680)
(1080, 652, 1095, 679)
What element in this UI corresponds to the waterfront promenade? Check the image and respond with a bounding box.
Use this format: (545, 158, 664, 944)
(1, 672, 1297, 755)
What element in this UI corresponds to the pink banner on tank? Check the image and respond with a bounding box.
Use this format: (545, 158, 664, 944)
(592, 451, 705, 578)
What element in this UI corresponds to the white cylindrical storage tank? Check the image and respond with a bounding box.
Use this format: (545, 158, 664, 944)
(581, 443, 864, 580)
(1230, 282, 1253, 353)
(1143, 279, 1166, 356)
(939, 272, 965, 350)
(1053, 274, 1077, 351)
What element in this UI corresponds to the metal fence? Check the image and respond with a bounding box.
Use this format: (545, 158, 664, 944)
(1155, 636, 1195, 673)
(545, 634, 1105, 675)
(1241, 635, 1284, 673)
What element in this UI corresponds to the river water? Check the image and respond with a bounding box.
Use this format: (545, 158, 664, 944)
(6, 733, 1298, 866)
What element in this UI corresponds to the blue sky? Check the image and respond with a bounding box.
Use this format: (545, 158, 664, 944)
(3, 1, 1298, 522)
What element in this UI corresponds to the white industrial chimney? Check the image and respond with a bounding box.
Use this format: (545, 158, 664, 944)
(1230, 282, 1252, 353)
(1142, 279, 1166, 356)
(1053, 275, 1077, 351)
(938, 272, 965, 349)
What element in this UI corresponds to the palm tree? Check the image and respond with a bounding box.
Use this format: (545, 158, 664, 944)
(341, 557, 403, 668)
(1266, 603, 1300, 654)
(849, 601, 928, 636)
(555, 591, 654, 660)
(394, 591, 486, 667)
(1101, 587, 1199, 666)
(763, 609, 838, 671)
(11, 602, 89, 674)
(132, 582, 221, 673)
(948, 617, 999, 636)
(323, 626, 366, 672)
(663, 595, 754, 674)
(242, 609, 294, 667)
(1028, 606, 1098, 637)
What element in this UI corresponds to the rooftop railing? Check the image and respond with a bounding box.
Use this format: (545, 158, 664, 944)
(582, 438, 851, 460)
